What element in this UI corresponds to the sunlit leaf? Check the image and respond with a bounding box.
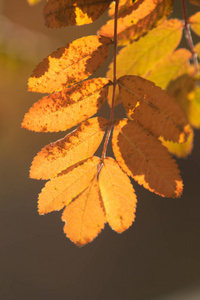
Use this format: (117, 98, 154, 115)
(194, 42, 200, 58)
(99, 0, 174, 44)
(160, 129, 194, 158)
(107, 19, 183, 82)
(28, 35, 112, 93)
(108, 0, 144, 17)
(188, 86, 200, 128)
(146, 49, 192, 89)
(27, 0, 42, 5)
(43, 0, 112, 28)
(99, 157, 137, 233)
(62, 176, 106, 246)
(118, 75, 191, 143)
(189, 12, 200, 36)
(22, 78, 111, 132)
(30, 117, 109, 180)
(38, 156, 101, 214)
(113, 119, 183, 198)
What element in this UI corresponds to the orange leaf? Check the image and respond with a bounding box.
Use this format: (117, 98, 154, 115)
(62, 176, 106, 246)
(28, 35, 112, 93)
(112, 119, 183, 198)
(22, 78, 111, 132)
(30, 117, 109, 180)
(108, 0, 144, 17)
(118, 75, 191, 143)
(99, 157, 137, 233)
(38, 156, 101, 214)
(43, 0, 112, 28)
(99, 0, 174, 44)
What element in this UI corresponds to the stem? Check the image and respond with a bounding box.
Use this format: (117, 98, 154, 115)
(181, 0, 199, 74)
(101, 0, 119, 160)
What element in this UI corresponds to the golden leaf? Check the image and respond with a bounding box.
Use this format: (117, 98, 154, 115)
(30, 117, 109, 180)
(99, 157, 137, 233)
(22, 78, 111, 132)
(62, 176, 106, 246)
(28, 35, 112, 93)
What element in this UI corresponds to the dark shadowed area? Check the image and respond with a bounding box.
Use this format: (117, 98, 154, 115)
(0, 1, 200, 299)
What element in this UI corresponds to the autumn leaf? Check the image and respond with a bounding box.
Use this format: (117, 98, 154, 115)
(22, 78, 111, 132)
(62, 176, 106, 246)
(107, 19, 183, 81)
(28, 35, 112, 93)
(188, 86, 200, 128)
(99, 157, 137, 233)
(43, 0, 112, 28)
(27, 0, 42, 5)
(159, 130, 194, 158)
(30, 117, 109, 180)
(38, 156, 101, 214)
(146, 49, 192, 89)
(117, 75, 191, 143)
(195, 42, 200, 58)
(108, 0, 144, 17)
(112, 119, 183, 198)
(99, 0, 174, 44)
(189, 12, 200, 36)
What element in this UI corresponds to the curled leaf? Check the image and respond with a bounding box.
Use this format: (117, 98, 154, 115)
(30, 117, 109, 180)
(113, 119, 183, 198)
(22, 78, 111, 132)
(28, 35, 112, 93)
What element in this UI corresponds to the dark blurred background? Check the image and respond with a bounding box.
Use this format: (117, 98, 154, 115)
(0, 1, 200, 299)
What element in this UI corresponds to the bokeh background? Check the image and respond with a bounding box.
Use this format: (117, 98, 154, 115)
(0, 1, 200, 299)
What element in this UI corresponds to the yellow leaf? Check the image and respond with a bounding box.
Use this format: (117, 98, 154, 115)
(38, 156, 101, 214)
(112, 119, 183, 198)
(62, 176, 106, 246)
(189, 12, 200, 36)
(99, 0, 174, 44)
(22, 78, 111, 132)
(43, 0, 112, 28)
(28, 35, 112, 93)
(108, 0, 136, 17)
(107, 19, 183, 81)
(30, 117, 109, 180)
(118, 75, 191, 143)
(99, 157, 137, 233)
(146, 49, 192, 89)
(160, 129, 194, 158)
(188, 86, 200, 128)
(194, 42, 200, 59)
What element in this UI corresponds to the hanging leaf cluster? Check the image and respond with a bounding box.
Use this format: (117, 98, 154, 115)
(23, 0, 199, 246)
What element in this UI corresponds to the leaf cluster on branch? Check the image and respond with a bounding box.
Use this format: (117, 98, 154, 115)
(23, 0, 200, 246)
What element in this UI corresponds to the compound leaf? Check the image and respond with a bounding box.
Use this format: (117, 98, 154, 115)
(38, 156, 101, 215)
(99, 157, 137, 233)
(62, 176, 106, 246)
(43, 0, 112, 28)
(22, 78, 111, 132)
(28, 35, 112, 93)
(112, 119, 183, 198)
(30, 117, 109, 180)
(118, 75, 191, 143)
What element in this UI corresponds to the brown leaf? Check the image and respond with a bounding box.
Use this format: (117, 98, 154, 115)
(112, 119, 183, 198)
(99, 0, 174, 44)
(28, 35, 112, 93)
(22, 78, 111, 132)
(44, 0, 112, 28)
(62, 176, 106, 246)
(38, 156, 101, 215)
(118, 75, 191, 143)
(30, 117, 109, 180)
(99, 157, 137, 233)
